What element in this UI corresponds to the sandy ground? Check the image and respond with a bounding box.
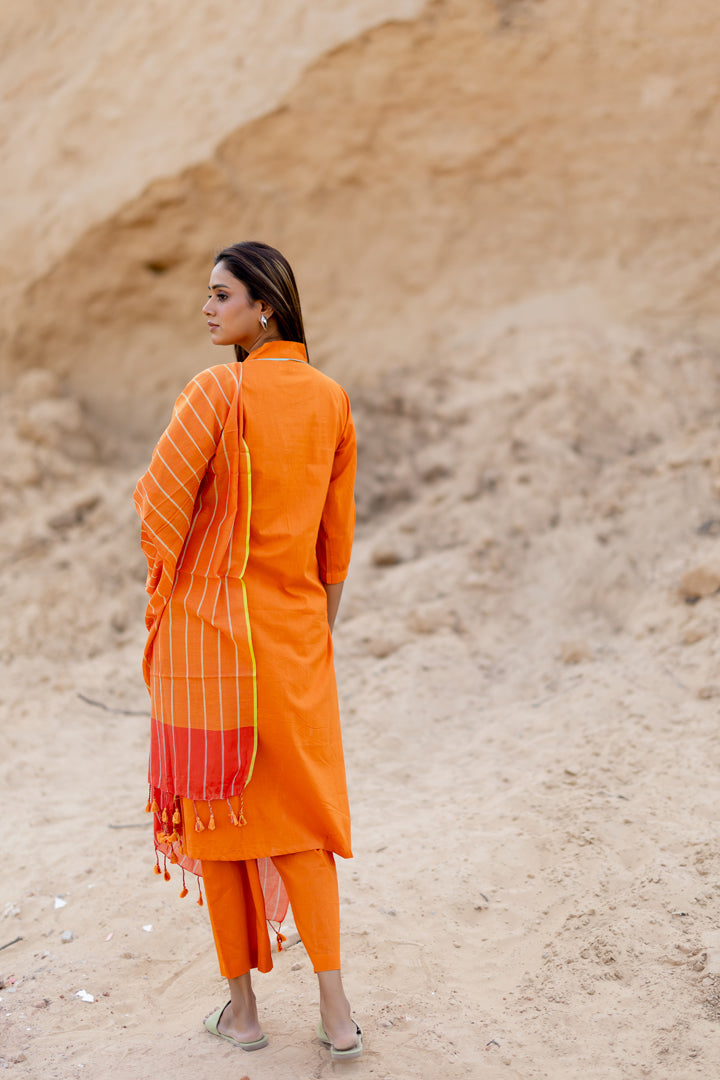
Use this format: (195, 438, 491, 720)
(3, 313, 720, 1079)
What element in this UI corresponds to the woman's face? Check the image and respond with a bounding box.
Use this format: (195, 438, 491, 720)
(202, 262, 268, 349)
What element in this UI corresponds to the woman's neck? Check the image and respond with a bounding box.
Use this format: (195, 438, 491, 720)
(244, 330, 282, 355)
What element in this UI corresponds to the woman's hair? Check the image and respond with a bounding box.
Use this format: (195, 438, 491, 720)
(214, 241, 308, 362)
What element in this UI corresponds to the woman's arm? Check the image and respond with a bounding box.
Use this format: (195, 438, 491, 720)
(316, 394, 356, 589)
(317, 391, 355, 635)
(322, 581, 345, 633)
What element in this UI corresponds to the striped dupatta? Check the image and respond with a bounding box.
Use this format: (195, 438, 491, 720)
(134, 361, 284, 917)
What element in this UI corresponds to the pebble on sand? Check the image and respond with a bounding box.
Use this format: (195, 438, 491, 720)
(560, 641, 591, 664)
(679, 565, 720, 601)
(371, 546, 404, 567)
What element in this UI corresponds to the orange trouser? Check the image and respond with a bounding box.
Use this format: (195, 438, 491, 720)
(201, 849, 340, 978)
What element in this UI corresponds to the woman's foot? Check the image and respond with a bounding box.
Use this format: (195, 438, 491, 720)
(318, 1018, 363, 1059)
(218, 971, 265, 1044)
(205, 1001, 268, 1050)
(216, 999, 265, 1045)
(317, 970, 361, 1052)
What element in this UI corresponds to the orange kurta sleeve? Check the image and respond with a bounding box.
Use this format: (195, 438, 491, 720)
(316, 392, 356, 585)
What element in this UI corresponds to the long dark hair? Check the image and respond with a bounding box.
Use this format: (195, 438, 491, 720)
(214, 241, 308, 362)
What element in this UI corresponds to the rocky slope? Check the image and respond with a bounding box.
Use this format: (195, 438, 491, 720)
(4, 0, 720, 444)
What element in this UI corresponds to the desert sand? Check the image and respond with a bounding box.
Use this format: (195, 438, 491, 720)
(3, 2, 720, 1079)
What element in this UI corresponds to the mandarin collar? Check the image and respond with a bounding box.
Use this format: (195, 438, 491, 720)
(244, 340, 308, 363)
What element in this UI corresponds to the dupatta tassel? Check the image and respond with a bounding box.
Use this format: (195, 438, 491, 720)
(193, 801, 205, 832)
(208, 805, 216, 831)
(179, 869, 188, 899)
(226, 797, 239, 826)
(197, 879, 204, 907)
(276, 932, 287, 952)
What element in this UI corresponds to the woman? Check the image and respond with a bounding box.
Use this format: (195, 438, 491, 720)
(134, 241, 360, 1059)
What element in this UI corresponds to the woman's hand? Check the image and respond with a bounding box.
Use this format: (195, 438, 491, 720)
(321, 582, 344, 633)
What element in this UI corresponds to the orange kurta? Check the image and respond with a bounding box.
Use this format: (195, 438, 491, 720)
(135, 340, 356, 873)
